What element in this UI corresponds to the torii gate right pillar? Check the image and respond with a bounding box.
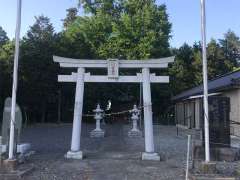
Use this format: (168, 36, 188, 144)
(142, 68, 160, 161)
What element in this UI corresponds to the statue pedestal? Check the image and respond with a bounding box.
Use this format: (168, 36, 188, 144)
(65, 151, 83, 159)
(90, 129, 105, 138)
(128, 129, 142, 138)
(0, 143, 31, 155)
(142, 152, 160, 161)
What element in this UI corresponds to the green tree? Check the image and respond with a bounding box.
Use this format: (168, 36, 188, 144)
(63, 8, 78, 29)
(219, 30, 240, 67)
(98, 1, 171, 59)
(72, 0, 171, 59)
(191, 42, 203, 84)
(0, 26, 9, 46)
(169, 43, 197, 94)
(79, 0, 122, 16)
(207, 39, 235, 79)
(0, 40, 14, 119)
(19, 16, 59, 123)
(65, 14, 113, 58)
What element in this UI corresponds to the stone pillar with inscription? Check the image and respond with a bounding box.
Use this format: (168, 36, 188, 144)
(1, 97, 31, 156)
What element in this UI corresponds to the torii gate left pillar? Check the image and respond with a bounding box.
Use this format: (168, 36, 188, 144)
(54, 56, 174, 161)
(65, 68, 85, 159)
(141, 68, 159, 160)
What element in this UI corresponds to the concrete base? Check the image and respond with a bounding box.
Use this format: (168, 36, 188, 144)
(0, 144, 6, 154)
(65, 151, 83, 160)
(90, 129, 105, 138)
(235, 167, 240, 177)
(0, 143, 31, 155)
(199, 161, 217, 174)
(0, 165, 34, 179)
(17, 143, 31, 154)
(189, 174, 236, 180)
(194, 146, 240, 162)
(142, 152, 160, 161)
(3, 159, 18, 171)
(128, 130, 142, 138)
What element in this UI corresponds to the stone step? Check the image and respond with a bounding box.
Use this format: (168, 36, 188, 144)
(84, 151, 141, 160)
(189, 174, 236, 180)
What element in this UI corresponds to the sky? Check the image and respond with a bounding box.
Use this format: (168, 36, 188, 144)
(0, 0, 240, 48)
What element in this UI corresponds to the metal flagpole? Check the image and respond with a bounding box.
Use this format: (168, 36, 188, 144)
(8, 0, 22, 160)
(200, 0, 210, 162)
(139, 70, 142, 131)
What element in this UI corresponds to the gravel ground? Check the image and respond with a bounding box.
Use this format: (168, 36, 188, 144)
(12, 123, 239, 180)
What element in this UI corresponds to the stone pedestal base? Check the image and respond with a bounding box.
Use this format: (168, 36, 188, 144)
(90, 129, 105, 138)
(142, 152, 160, 161)
(17, 143, 31, 154)
(189, 174, 235, 180)
(193, 146, 240, 162)
(235, 166, 240, 177)
(0, 163, 34, 178)
(65, 151, 83, 160)
(3, 159, 17, 171)
(0, 144, 6, 154)
(199, 161, 217, 174)
(0, 143, 31, 155)
(128, 130, 142, 138)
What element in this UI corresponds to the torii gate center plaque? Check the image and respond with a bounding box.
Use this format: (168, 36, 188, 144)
(108, 59, 119, 79)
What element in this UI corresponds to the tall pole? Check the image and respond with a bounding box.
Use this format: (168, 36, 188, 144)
(200, 0, 210, 162)
(139, 69, 142, 131)
(8, 0, 22, 160)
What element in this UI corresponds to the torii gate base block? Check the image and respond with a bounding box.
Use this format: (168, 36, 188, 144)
(142, 152, 160, 161)
(65, 151, 83, 160)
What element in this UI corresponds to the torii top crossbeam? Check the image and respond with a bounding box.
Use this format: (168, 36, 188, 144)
(53, 56, 174, 83)
(53, 56, 174, 69)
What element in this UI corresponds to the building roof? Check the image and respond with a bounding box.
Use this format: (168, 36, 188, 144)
(172, 69, 240, 101)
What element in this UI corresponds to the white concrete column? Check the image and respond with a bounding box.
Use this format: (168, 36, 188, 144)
(66, 67, 85, 159)
(142, 68, 160, 161)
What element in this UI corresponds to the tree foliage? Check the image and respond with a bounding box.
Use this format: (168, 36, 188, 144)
(70, 0, 171, 59)
(0, 28, 14, 119)
(170, 37, 238, 95)
(19, 16, 59, 122)
(0, 26, 9, 46)
(63, 8, 78, 29)
(219, 30, 240, 66)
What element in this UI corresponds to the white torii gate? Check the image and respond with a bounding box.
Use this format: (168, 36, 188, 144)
(53, 55, 174, 161)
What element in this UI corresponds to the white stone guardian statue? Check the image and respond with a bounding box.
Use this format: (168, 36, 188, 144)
(128, 105, 142, 137)
(90, 104, 105, 138)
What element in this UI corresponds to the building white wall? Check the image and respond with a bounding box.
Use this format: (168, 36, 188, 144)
(176, 91, 240, 137)
(222, 89, 240, 137)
